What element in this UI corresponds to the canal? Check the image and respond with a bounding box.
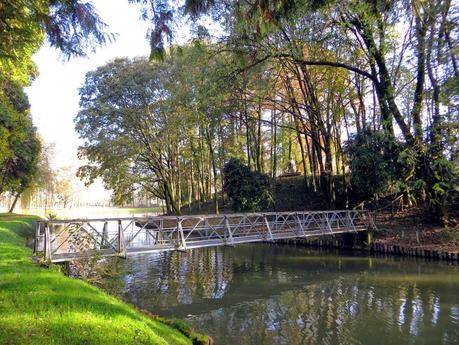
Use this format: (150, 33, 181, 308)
(97, 244, 459, 345)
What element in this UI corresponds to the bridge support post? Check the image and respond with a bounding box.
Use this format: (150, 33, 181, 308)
(224, 216, 235, 246)
(33, 221, 40, 255)
(102, 222, 109, 248)
(263, 215, 274, 241)
(154, 219, 164, 245)
(176, 218, 187, 252)
(324, 213, 334, 234)
(295, 213, 306, 237)
(346, 211, 357, 233)
(44, 223, 52, 261)
(117, 220, 126, 258)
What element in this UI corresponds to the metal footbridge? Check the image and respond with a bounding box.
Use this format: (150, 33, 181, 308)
(34, 210, 376, 263)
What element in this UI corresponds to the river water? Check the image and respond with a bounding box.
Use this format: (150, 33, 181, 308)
(98, 244, 459, 345)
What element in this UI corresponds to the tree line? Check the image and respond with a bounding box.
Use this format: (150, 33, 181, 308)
(0, 0, 110, 211)
(76, 0, 458, 221)
(1, 0, 457, 222)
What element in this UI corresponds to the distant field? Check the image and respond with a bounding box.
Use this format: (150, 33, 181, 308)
(1, 206, 163, 219)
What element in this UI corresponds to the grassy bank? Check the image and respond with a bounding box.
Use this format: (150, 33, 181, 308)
(0, 214, 203, 345)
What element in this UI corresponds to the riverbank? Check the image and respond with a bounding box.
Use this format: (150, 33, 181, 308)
(373, 208, 459, 252)
(0, 213, 209, 345)
(276, 208, 459, 262)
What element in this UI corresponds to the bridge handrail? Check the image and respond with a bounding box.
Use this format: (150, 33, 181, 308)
(35, 209, 373, 225)
(34, 209, 377, 262)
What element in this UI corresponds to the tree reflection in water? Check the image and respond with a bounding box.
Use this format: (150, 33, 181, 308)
(98, 244, 459, 345)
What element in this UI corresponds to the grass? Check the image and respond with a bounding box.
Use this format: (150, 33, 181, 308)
(0, 213, 202, 345)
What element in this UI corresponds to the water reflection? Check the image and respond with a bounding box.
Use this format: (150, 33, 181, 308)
(99, 244, 459, 345)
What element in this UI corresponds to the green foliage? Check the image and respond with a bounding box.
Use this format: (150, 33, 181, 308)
(427, 157, 458, 221)
(223, 158, 272, 212)
(393, 146, 422, 204)
(47, 212, 58, 220)
(75, 57, 176, 208)
(0, 85, 41, 200)
(345, 128, 458, 221)
(344, 130, 399, 198)
(0, 1, 111, 63)
(129, 0, 174, 61)
(0, 0, 111, 208)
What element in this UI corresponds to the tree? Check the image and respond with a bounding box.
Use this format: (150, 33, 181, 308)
(1, 0, 113, 212)
(55, 167, 77, 208)
(76, 57, 192, 213)
(75, 42, 269, 213)
(19, 142, 57, 210)
(184, 0, 459, 220)
(0, 81, 41, 212)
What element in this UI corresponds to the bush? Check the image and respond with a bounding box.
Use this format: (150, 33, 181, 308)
(426, 156, 458, 221)
(223, 158, 272, 212)
(344, 130, 400, 198)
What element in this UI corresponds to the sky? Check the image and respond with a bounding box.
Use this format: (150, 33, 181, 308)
(26, 1, 151, 168)
(24, 0, 216, 204)
(24, 1, 160, 203)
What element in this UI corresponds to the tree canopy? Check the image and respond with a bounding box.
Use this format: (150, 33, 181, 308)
(2, 0, 457, 222)
(0, 0, 113, 211)
(75, 0, 458, 222)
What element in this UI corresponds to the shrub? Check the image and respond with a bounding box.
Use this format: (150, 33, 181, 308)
(344, 129, 400, 198)
(223, 158, 272, 212)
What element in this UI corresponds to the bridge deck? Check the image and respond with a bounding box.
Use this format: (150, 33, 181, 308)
(34, 210, 376, 263)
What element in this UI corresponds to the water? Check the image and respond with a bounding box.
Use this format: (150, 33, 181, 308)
(98, 244, 459, 345)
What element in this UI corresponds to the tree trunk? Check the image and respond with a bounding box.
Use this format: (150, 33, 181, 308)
(8, 192, 20, 213)
(205, 127, 219, 214)
(271, 108, 278, 178)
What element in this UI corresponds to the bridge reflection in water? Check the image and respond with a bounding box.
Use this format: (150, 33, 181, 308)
(34, 210, 375, 262)
(98, 245, 459, 345)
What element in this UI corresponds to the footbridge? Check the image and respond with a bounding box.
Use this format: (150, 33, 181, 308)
(34, 210, 376, 263)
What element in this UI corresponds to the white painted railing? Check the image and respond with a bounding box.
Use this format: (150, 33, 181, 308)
(34, 210, 376, 262)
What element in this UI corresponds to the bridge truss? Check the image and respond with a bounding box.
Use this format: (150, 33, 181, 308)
(34, 210, 376, 263)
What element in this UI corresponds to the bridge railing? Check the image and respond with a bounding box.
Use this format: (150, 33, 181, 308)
(34, 210, 376, 262)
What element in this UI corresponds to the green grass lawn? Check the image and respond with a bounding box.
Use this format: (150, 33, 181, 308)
(0, 213, 201, 345)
